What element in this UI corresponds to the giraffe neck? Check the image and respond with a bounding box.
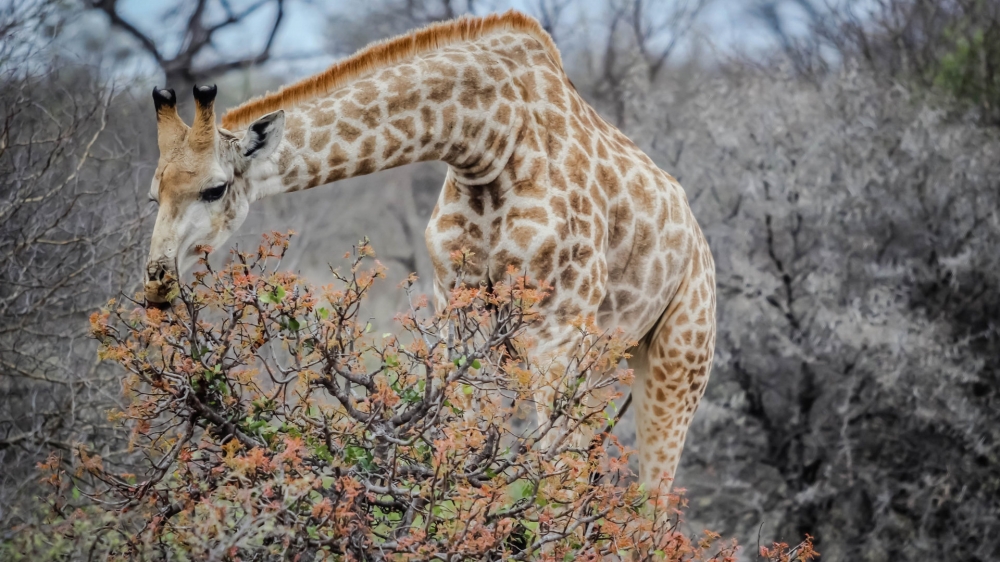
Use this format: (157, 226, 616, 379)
(245, 51, 525, 201)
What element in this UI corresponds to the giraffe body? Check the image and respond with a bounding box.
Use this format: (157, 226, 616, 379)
(145, 10, 715, 491)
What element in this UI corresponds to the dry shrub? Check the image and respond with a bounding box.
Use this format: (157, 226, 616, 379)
(3, 233, 819, 561)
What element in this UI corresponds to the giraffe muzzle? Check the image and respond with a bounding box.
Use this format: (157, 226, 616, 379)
(144, 261, 179, 308)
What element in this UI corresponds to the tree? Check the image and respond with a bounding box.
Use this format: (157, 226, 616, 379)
(88, 0, 288, 87)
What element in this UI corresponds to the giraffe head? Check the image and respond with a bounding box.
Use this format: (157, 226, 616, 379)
(145, 85, 284, 306)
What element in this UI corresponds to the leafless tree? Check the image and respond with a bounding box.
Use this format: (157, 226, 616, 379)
(88, 0, 288, 86)
(571, 0, 711, 126)
(0, 4, 153, 532)
(525, 0, 572, 40)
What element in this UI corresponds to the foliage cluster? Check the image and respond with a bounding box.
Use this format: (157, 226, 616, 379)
(6, 233, 816, 561)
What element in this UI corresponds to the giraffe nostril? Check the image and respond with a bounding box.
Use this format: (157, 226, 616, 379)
(147, 264, 166, 283)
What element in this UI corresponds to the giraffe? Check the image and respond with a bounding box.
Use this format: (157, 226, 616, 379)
(143, 10, 716, 493)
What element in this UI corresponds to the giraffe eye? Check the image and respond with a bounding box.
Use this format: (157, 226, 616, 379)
(200, 184, 227, 202)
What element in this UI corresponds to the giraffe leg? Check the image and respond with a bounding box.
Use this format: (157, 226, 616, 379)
(533, 339, 576, 451)
(531, 326, 605, 452)
(567, 366, 618, 452)
(633, 249, 716, 497)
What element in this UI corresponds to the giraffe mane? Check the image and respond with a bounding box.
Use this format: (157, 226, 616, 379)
(221, 9, 560, 131)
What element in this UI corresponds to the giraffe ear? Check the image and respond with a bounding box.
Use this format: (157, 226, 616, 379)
(240, 110, 284, 161)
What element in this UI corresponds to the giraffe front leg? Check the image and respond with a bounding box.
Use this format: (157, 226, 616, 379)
(529, 324, 615, 456)
(531, 339, 574, 453)
(566, 367, 619, 452)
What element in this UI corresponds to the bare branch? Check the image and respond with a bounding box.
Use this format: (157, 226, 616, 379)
(89, 0, 163, 65)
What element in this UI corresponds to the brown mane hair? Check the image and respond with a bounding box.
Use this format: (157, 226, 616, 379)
(221, 10, 560, 130)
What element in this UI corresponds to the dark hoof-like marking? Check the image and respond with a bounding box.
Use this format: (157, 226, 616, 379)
(152, 86, 177, 111)
(193, 84, 218, 106)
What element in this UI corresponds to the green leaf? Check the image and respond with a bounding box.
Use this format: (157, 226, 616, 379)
(279, 423, 302, 438)
(462, 384, 474, 396)
(444, 399, 463, 415)
(286, 317, 300, 331)
(318, 307, 329, 319)
(471, 358, 481, 369)
(432, 500, 457, 519)
(71, 487, 80, 500)
(314, 445, 334, 463)
(259, 285, 285, 304)
(509, 479, 534, 502)
(344, 445, 375, 471)
(401, 386, 422, 404)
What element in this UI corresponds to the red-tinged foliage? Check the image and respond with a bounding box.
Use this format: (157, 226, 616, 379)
(760, 536, 819, 562)
(11, 233, 815, 561)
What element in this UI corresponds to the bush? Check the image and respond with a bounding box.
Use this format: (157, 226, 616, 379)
(4, 233, 818, 561)
(789, 0, 1000, 124)
(0, 37, 152, 537)
(619, 60, 1000, 559)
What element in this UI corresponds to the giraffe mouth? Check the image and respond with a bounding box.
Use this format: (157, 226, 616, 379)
(144, 262, 180, 308)
(144, 279, 179, 308)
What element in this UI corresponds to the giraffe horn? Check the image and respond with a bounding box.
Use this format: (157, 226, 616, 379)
(152, 87, 188, 153)
(190, 84, 218, 150)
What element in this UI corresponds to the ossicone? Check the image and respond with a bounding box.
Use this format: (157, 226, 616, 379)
(193, 84, 218, 107)
(152, 86, 187, 151)
(152, 87, 177, 112)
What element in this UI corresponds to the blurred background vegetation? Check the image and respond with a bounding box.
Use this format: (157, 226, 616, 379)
(2, 0, 999, 559)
